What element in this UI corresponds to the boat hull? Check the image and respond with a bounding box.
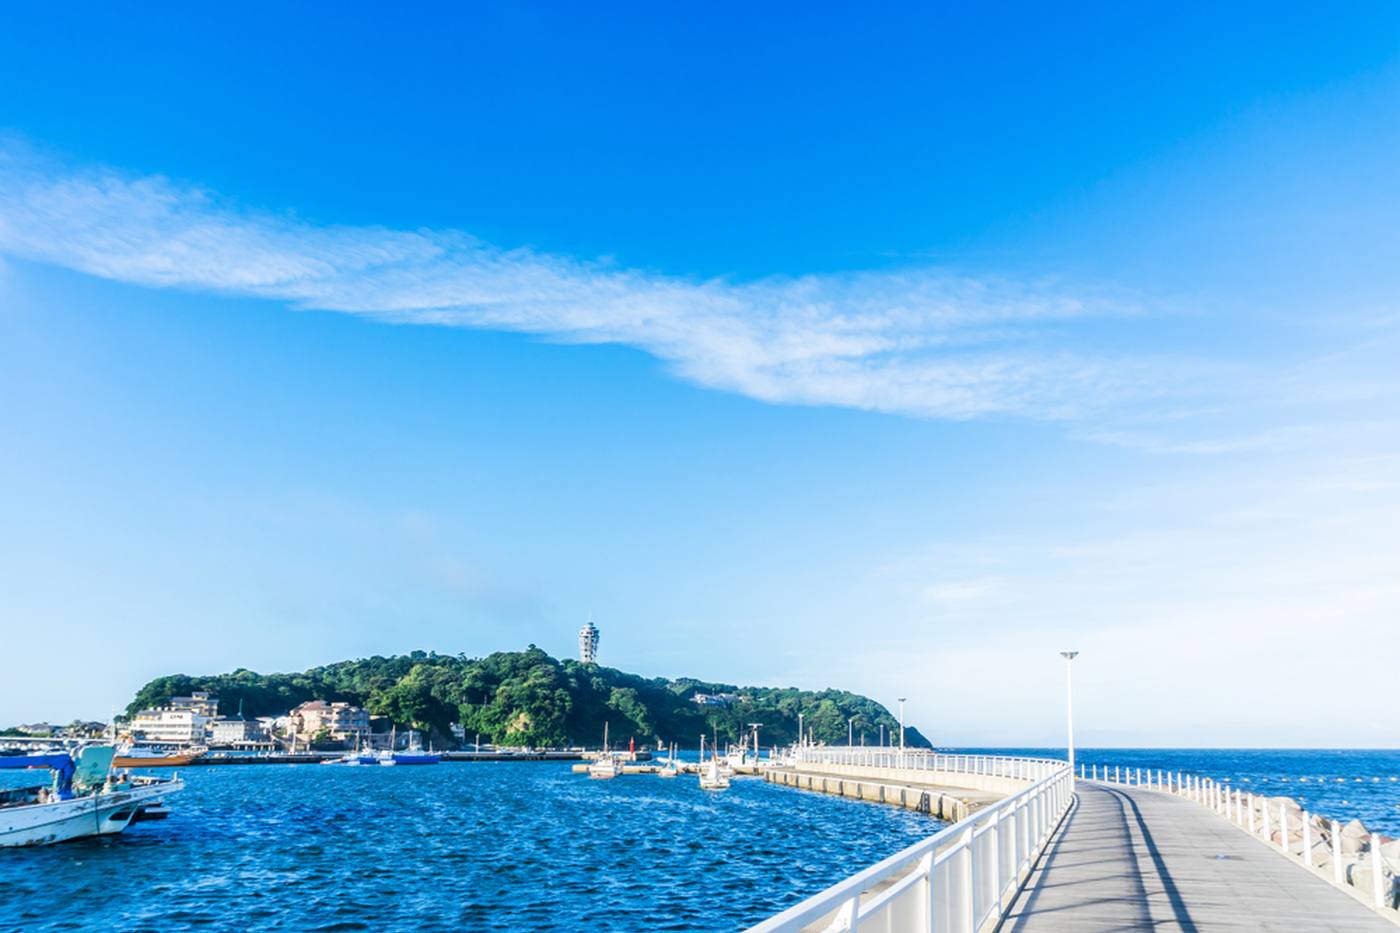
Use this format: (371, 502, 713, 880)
(0, 782, 177, 847)
(113, 753, 201, 768)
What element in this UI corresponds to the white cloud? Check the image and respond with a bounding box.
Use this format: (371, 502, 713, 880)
(0, 140, 1177, 421)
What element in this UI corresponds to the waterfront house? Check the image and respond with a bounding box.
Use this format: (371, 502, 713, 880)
(690, 692, 739, 707)
(168, 691, 220, 718)
(208, 715, 267, 747)
(289, 700, 370, 743)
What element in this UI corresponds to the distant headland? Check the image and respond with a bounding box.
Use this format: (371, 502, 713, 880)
(121, 646, 930, 751)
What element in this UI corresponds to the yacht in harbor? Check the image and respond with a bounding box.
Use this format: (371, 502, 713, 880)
(588, 723, 624, 779)
(697, 735, 730, 790)
(0, 746, 184, 846)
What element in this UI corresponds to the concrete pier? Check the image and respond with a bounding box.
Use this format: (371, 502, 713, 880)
(746, 752, 1398, 933)
(1004, 781, 1398, 932)
(764, 765, 995, 822)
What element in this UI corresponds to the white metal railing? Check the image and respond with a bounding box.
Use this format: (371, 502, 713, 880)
(790, 747, 1065, 784)
(1085, 763, 1398, 914)
(747, 752, 1073, 933)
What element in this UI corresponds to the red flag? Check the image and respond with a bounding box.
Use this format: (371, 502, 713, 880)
(629, 736, 635, 754)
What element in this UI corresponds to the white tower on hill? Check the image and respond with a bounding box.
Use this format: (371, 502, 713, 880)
(579, 615, 600, 664)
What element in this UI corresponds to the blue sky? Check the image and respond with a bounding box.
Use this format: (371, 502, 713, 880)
(2, 4, 1399, 745)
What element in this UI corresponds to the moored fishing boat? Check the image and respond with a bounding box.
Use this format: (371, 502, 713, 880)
(380, 729, 440, 765)
(112, 745, 205, 768)
(0, 746, 184, 846)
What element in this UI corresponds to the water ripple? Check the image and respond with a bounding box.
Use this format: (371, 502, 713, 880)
(0, 763, 938, 932)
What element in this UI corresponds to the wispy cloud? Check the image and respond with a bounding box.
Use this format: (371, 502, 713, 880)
(0, 140, 1177, 420)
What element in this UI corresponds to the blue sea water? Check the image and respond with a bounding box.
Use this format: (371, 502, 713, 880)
(4, 748, 1398, 931)
(958, 747, 1400, 835)
(0, 762, 937, 932)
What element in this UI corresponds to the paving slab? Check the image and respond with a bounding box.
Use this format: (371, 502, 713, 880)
(1003, 781, 1396, 933)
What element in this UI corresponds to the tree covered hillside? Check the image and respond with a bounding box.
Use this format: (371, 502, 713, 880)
(127, 647, 930, 749)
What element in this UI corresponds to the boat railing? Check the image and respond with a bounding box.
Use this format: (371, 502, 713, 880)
(747, 750, 1072, 933)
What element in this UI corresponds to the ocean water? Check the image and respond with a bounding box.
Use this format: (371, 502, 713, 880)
(0, 762, 937, 932)
(5, 748, 1398, 931)
(960, 747, 1400, 835)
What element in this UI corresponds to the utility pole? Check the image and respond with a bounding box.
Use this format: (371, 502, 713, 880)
(1061, 651, 1080, 779)
(847, 716, 855, 747)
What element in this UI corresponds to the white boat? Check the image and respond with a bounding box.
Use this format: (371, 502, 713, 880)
(657, 743, 680, 778)
(588, 723, 623, 779)
(698, 735, 730, 790)
(0, 746, 183, 847)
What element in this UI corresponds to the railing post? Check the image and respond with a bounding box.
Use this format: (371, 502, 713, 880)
(1302, 811, 1312, 867)
(1370, 833, 1385, 908)
(990, 811, 1002, 918)
(920, 851, 935, 933)
(1262, 796, 1271, 844)
(1277, 801, 1288, 853)
(835, 896, 858, 933)
(1247, 793, 1255, 834)
(1331, 820, 1343, 885)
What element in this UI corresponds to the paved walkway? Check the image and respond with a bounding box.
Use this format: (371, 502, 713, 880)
(1003, 781, 1395, 932)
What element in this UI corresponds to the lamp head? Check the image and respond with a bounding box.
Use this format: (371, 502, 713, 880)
(1060, 651, 1079, 660)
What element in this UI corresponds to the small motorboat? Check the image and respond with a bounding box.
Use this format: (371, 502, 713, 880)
(0, 746, 183, 846)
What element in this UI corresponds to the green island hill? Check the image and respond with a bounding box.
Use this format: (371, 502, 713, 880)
(125, 646, 930, 750)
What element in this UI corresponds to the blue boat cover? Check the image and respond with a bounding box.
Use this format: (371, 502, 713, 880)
(0, 754, 76, 795)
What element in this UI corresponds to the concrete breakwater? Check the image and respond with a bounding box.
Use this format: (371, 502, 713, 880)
(761, 758, 1035, 822)
(764, 767, 975, 821)
(1240, 792, 1400, 911)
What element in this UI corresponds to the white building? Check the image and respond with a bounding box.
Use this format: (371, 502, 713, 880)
(208, 716, 266, 746)
(132, 707, 210, 744)
(579, 616, 600, 663)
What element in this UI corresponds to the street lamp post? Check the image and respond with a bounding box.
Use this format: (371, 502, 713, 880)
(748, 723, 762, 761)
(1061, 651, 1080, 779)
(898, 697, 907, 752)
(797, 712, 805, 751)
